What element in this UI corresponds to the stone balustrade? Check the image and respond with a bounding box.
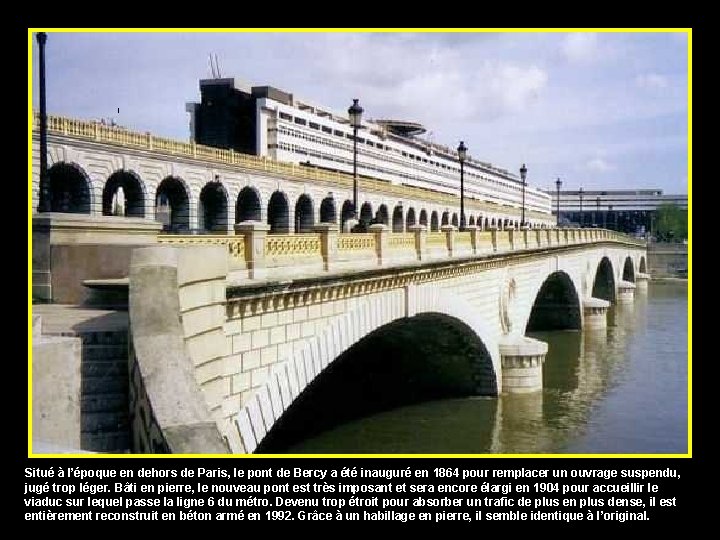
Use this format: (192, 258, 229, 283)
(157, 226, 645, 281)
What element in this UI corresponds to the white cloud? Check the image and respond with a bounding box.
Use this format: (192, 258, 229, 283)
(586, 157, 615, 172)
(562, 33, 599, 63)
(635, 73, 668, 89)
(304, 34, 548, 125)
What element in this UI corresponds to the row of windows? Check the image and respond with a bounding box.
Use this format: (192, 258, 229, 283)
(273, 121, 548, 206)
(271, 141, 549, 213)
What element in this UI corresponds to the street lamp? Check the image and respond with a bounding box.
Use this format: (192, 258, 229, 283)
(348, 98, 363, 221)
(579, 187, 584, 228)
(520, 163, 527, 228)
(555, 177, 562, 227)
(458, 141, 467, 230)
(37, 32, 50, 212)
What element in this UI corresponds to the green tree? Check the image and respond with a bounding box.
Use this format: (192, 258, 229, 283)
(654, 203, 687, 242)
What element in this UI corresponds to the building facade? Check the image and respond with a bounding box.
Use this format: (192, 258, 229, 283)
(187, 78, 552, 222)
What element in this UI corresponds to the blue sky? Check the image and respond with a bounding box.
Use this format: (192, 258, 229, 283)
(30, 30, 689, 195)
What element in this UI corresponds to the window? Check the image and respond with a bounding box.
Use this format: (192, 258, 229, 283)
(294, 117, 307, 126)
(309, 122, 320, 130)
(279, 112, 292, 121)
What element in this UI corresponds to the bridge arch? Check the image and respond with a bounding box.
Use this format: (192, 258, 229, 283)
(268, 191, 290, 234)
(592, 256, 616, 303)
(419, 209, 428, 228)
(102, 170, 145, 217)
(47, 162, 92, 214)
(199, 181, 229, 232)
(392, 205, 404, 232)
(406, 207, 416, 229)
(320, 196, 337, 224)
(155, 176, 190, 231)
(236, 186, 263, 223)
(235, 287, 501, 453)
(376, 204, 389, 226)
(295, 194, 315, 233)
(623, 257, 635, 282)
(431, 211, 439, 231)
(526, 271, 582, 332)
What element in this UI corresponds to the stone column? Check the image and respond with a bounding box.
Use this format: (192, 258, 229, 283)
(635, 272, 650, 293)
(616, 280, 636, 304)
(489, 226, 498, 252)
(499, 335, 548, 394)
(508, 229, 517, 250)
(440, 224, 456, 257)
(313, 223, 338, 271)
(369, 223, 389, 266)
(465, 225, 479, 255)
(409, 224, 427, 261)
(235, 221, 269, 279)
(583, 297, 610, 330)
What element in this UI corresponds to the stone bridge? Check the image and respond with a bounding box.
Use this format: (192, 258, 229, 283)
(32, 115, 554, 234)
(127, 226, 647, 454)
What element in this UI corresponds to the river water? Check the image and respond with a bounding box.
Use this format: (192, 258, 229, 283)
(283, 281, 688, 454)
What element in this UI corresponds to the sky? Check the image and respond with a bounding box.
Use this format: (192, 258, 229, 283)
(30, 31, 689, 195)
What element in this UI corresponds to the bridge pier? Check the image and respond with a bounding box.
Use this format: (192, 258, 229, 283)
(582, 297, 611, 330)
(499, 335, 548, 393)
(635, 272, 650, 293)
(617, 280, 636, 304)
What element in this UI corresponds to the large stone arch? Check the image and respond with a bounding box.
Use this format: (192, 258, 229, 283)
(375, 204, 389, 226)
(406, 207, 416, 229)
(392, 204, 404, 232)
(295, 194, 315, 233)
(199, 181, 229, 232)
(623, 256, 635, 282)
(431, 211, 439, 231)
(155, 176, 190, 231)
(359, 202, 373, 229)
(236, 186, 263, 223)
(268, 191, 290, 234)
(102, 170, 145, 217)
(46, 162, 92, 214)
(592, 256, 616, 303)
(419, 209, 428, 228)
(525, 270, 582, 332)
(234, 287, 501, 453)
(320, 196, 337, 224)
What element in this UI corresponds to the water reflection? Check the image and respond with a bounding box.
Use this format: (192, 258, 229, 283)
(282, 282, 687, 454)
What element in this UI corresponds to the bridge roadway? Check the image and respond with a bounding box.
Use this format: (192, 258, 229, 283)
(126, 225, 647, 454)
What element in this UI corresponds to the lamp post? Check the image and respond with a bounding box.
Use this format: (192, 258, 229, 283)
(37, 32, 50, 212)
(520, 163, 527, 228)
(348, 98, 363, 221)
(555, 177, 562, 227)
(458, 141, 467, 230)
(579, 187, 584, 228)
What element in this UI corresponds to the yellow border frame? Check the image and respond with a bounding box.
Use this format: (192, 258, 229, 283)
(27, 28, 692, 460)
